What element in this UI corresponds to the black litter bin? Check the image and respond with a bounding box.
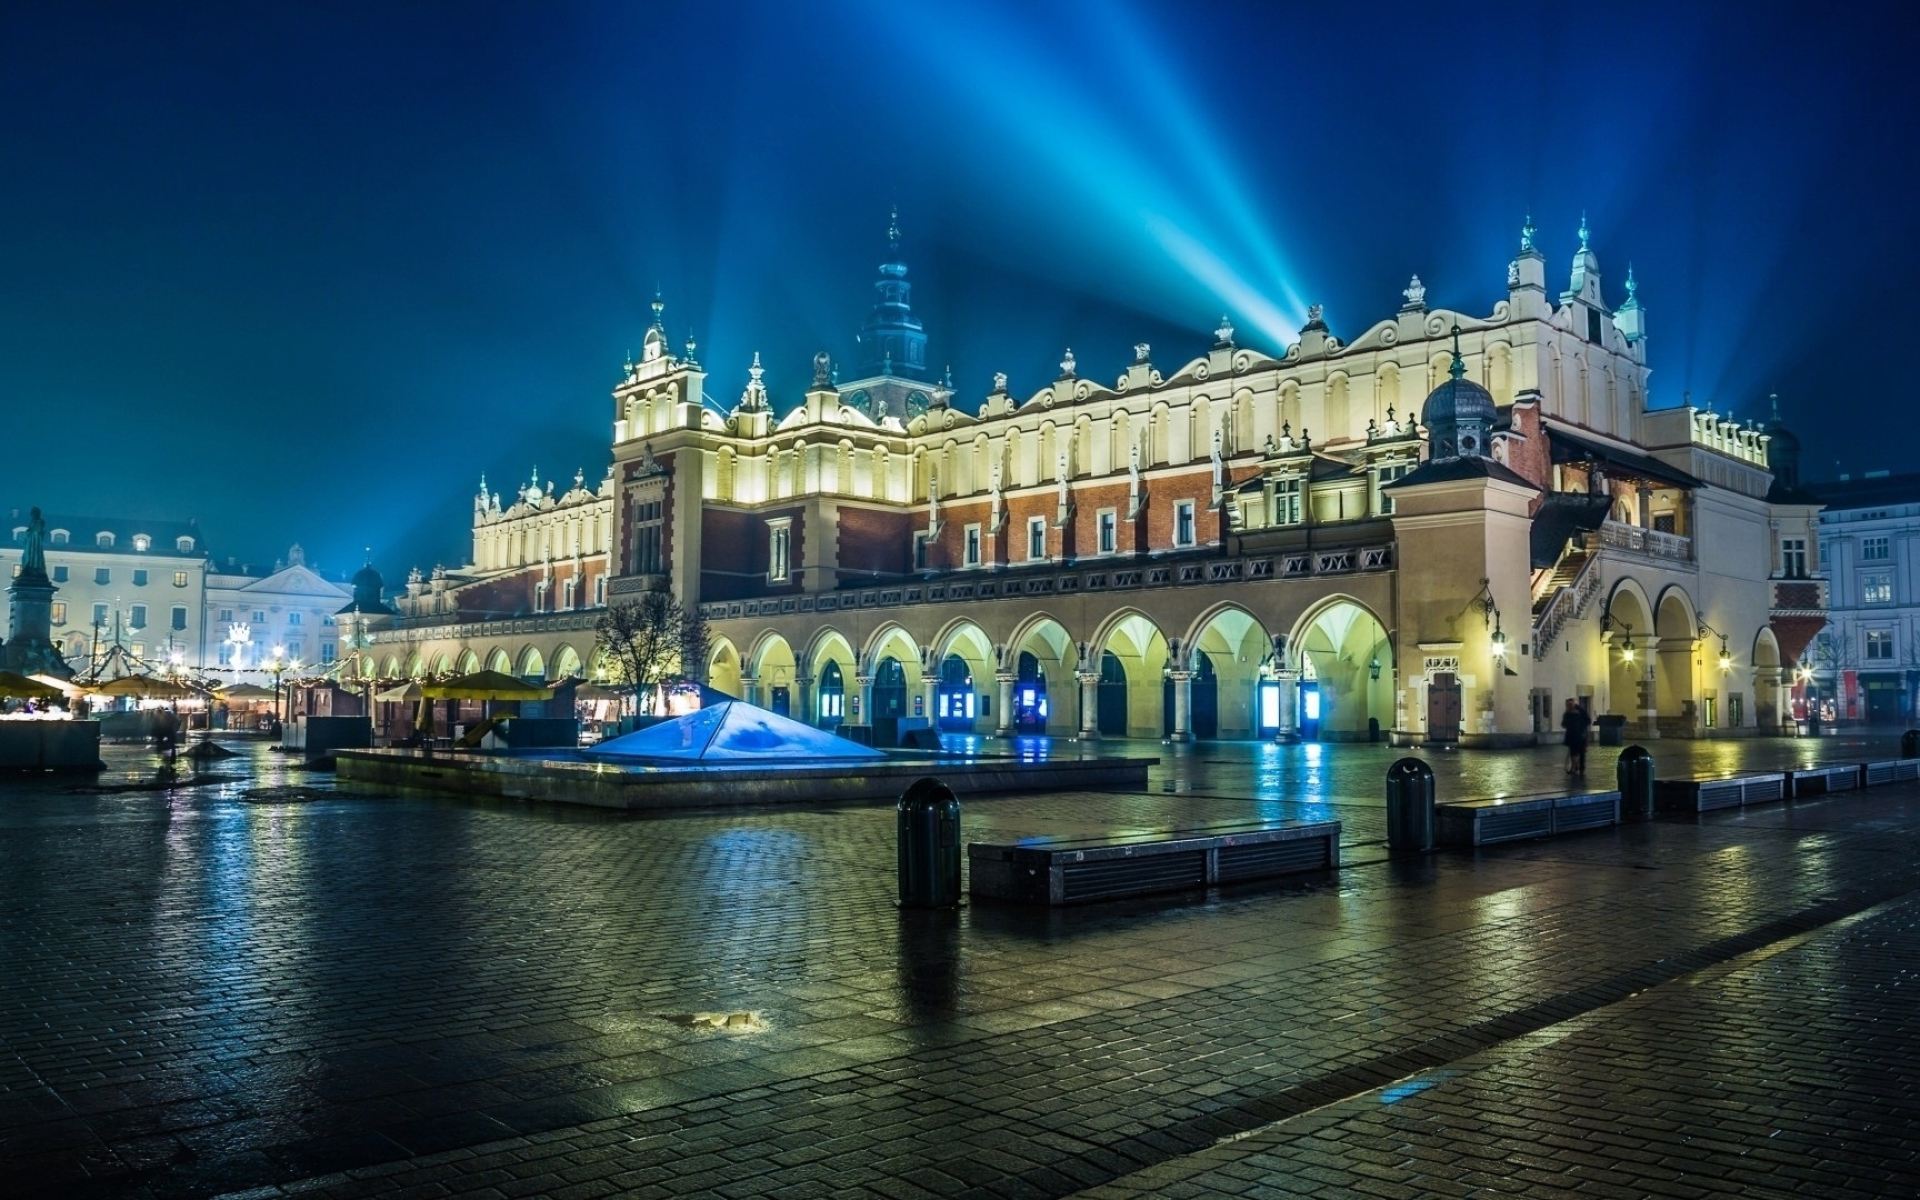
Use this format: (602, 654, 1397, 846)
(898, 778, 962, 907)
(1594, 714, 1627, 747)
(1385, 757, 1436, 853)
(1616, 744, 1654, 821)
(1903, 729, 1920, 759)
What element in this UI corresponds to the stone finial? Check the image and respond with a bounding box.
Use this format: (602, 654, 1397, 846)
(1306, 303, 1324, 325)
(1520, 213, 1536, 253)
(1578, 211, 1591, 252)
(1215, 315, 1235, 346)
(1625, 264, 1638, 300)
(650, 290, 665, 330)
(1060, 348, 1076, 378)
(1133, 343, 1151, 364)
(992, 371, 1008, 393)
(812, 352, 833, 389)
(1402, 275, 1427, 308)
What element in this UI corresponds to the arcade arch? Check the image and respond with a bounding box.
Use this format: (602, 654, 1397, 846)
(1093, 611, 1170, 739)
(749, 632, 798, 717)
(1654, 587, 1697, 733)
(1185, 604, 1273, 739)
(708, 638, 743, 698)
(1291, 598, 1393, 741)
(1602, 582, 1654, 731)
(931, 619, 994, 733)
(1008, 614, 1077, 736)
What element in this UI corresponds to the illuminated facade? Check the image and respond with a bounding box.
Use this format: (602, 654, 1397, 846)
(1804, 468, 1920, 725)
(362, 215, 1823, 745)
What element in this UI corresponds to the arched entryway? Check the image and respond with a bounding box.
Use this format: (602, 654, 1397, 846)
(1186, 605, 1275, 739)
(1602, 582, 1654, 736)
(1094, 612, 1170, 739)
(1008, 615, 1077, 736)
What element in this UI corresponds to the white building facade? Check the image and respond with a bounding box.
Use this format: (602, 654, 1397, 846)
(1806, 472, 1920, 726)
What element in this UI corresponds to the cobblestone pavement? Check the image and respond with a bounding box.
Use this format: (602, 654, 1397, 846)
(3, 733, 1919, 1198)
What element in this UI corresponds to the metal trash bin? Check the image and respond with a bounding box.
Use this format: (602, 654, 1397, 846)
(1385, 757, 1436, 853)
(898, 777, 962, 907)
(1902, 729, 1919, 759)
(1594, 715, 1627, 747)
(1617, 744, 1655, 821)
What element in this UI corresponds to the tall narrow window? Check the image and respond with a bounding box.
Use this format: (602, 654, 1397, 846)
(1781, 537, 1807, 579)
(170, 606, 187, 631)
(1866, 630, 1895, 661)
(1098, 510, 1118, 555)
(1374, 460, 1413, 515)
(768, 519, 792, 582)
(1173, 500, 1196, 548)
(1027, 516, 1047, 561)
(964, 524, 982, 568)
(130, 604, 147, 629)
(1862, 535, 1890, 561)
(631, 495, 665, 575)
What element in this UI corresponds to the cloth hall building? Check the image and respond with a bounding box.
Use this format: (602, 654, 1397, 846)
(356, 216, 1824, 747)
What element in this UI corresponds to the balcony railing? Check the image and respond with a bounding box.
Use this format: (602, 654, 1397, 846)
(1596, 520, 1692, 563)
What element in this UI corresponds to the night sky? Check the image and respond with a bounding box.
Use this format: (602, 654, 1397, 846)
(3, 1, 1912, 582)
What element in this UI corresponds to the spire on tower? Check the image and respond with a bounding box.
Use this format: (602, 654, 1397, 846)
(1448, 324, 1466, 379)
(1578, 212, 1591, 252)
(856, 204, 928, 380)
(1520, 213, 1537, 254)
(887, 204, 901, 255)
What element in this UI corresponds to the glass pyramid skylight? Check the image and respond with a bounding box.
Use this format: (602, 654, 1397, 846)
(586, 700, 886, 763)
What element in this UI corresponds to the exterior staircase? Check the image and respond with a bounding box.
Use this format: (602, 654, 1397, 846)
(1531, 546, 1599, 659)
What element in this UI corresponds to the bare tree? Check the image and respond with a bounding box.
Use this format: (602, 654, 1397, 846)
(596, 592, 710, 713)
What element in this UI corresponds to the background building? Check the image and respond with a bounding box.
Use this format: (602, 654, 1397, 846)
(1805, 470, 1920, 725)
(205, 545, 352, 681)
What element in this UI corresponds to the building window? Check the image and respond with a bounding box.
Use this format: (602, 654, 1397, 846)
(171, 606, 188, 631)
(913, 532, 932, 571)
(252, 610, 265, 624)
(218, 643, 234, 667)
(132, 569, 148, 587)
(130, 604, 148, 629)
(1173, 500, 1196, 548)
(964, 524, 982, 568)
(50, 602, 66, 626)
(130, 642, 144, 659)
(321, 643, 337, 665)
(95, 567, 110, 585)
(1862, 572, 1893, 606)
(218, 609, 233, 622)
(1027, 516, 1047, 561)
(132, 534, 151, 552)
(1866, 630, 1895, 661)
(92, 603, 108, 627)
(50, 529, 68, 545)
(563, 578, 577, 609)
(96, 531, 114, 548)
(1781, 538, 1808, 579)
(1374, 460, 1413, 515)
(768, 519, 792, 582)
(1272, 477, 1303, 526)
(534, 579, 550, 611)
(1862, 535, 1891, 561)
(1098, 510, 1118, 555)
(52, 565, 67, 583)
(321, 615, 334, 626)
(632, 496, 665, 575)
(176, 536, 195, 553)
(288, 611, 302, 625)
(173, 571, 188, 587)
(594, 575, 607, 605)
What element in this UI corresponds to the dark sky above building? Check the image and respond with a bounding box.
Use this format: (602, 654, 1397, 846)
(2, 1, 1912, 580)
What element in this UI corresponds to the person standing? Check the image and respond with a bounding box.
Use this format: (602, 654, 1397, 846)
(1561, 697, 1591, 774)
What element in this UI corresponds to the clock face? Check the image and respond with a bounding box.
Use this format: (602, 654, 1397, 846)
(906, 391, 930, 418)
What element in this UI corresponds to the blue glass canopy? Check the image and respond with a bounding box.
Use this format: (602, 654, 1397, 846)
(586, 700, 886, 763)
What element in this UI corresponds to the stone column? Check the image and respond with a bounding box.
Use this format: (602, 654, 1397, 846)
(741, 674, 760, 708)
(1274, 668, 1299, 742)
(1754, 666, 1783, 732)
(995, 672, 1016, 736)
(1168, 669, 1194, 742)
(922, 677, 940, 730)
(1659, 638, 1698, 737)
(1639, 659, 1661, 739)
(855, 674, 874, 727)
(1077, 671, 1100, 739)
(795, 674, 814, 726)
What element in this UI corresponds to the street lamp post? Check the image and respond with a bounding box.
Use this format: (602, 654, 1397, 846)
(270, 645, 286, 732)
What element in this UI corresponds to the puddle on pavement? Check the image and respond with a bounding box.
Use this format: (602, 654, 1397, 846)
(660, 1010, 769, 1034)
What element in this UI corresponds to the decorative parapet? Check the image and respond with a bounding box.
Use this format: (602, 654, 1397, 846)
(1685, 407, 1770, 467)
(363, 609, 602, 645)
(699, 544, 1394, 623)
(1770, 577, 1828, 617)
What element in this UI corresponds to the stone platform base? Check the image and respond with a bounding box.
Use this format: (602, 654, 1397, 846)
(335, 748, 1156, 810)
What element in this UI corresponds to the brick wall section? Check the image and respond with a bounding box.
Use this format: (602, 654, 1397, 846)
(839, 507, 916, 578)
(700, 506, 805, 601)
(450, 559, 603, 620)
(1503, 401, 1553, 505)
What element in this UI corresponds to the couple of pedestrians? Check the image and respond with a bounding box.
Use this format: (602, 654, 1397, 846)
(1562, 698, 1590, 774)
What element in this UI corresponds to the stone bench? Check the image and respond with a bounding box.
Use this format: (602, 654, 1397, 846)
(968, 819, 1340, 906)
(1863, 758, 1920, 786)
(1436, 790, 1621, 847)
(1654, 771, 1786, 814)
(1787, 763, 1861, 797)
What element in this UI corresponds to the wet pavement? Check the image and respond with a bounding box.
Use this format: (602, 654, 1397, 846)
(4, 732, 1920, 1198)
